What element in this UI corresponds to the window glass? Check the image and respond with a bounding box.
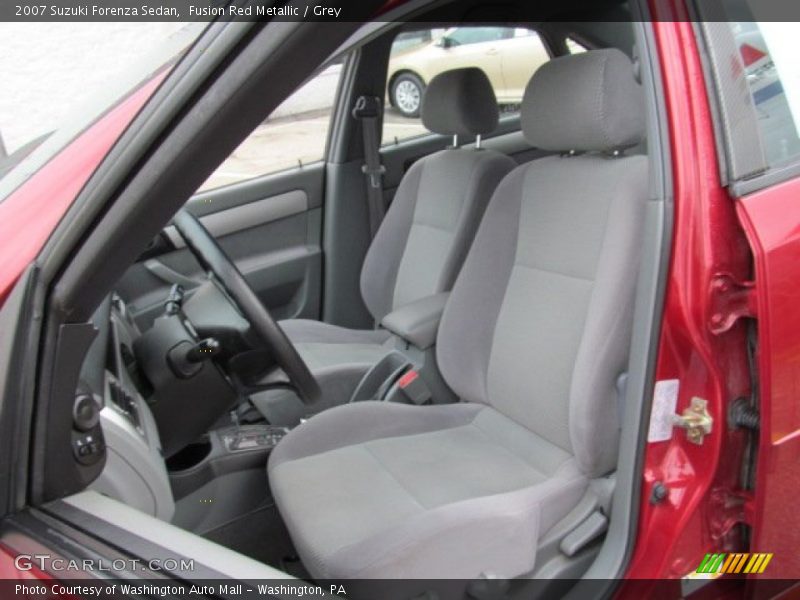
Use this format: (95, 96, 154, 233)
(447, 27, 512, 46)
(727, 20, 800, 166)
(0, 23, 205, 189)
(200, 63, 343, 191)
(393, 30, 436, 53)
(566, 37, 588, 54)
(383, 26, 550, 145)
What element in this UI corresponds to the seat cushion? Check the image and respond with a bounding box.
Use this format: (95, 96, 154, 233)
(360, 67, 515, 323)
(268, 402, 586, 579)
(268, 49, 647, 581)
(280, 318, 391, 375)
(437, 153, 647, 478)
(360, 148, 516, 322)
(260, 320, 393, 414)
(279, 319, 392, 348)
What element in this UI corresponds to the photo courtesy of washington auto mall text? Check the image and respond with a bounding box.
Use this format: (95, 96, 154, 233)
(14, 582, 347, 598)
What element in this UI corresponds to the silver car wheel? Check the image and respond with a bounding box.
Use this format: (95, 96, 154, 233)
(394, 79, 421, 116)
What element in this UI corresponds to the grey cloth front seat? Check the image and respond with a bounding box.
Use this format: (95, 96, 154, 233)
(257, 68, 516, 414)
(268, 48, 648, 580)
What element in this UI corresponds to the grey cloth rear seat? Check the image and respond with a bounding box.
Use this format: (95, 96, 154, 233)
(268, 48, 648, 579)
(255, 68, 515, 414)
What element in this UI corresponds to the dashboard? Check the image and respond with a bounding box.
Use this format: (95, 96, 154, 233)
(81, 295, 175, 520)
(78, 277, 278, 522)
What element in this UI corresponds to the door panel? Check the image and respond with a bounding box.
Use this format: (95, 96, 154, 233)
(162, 190, 308, 247)
(736, 177, 800, 580)
(116, 164, 325, 331)
(703, 15, 800, 581)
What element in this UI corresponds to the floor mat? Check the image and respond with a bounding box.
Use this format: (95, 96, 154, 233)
(203, 502, 302, 571)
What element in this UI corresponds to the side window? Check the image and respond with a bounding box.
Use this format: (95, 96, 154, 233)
(727, 21, 800, 166)
(200, 63, 343, 191)
(383, 27, 550, 145)
(393, 30, 436, 53)
(566, 37, 588, 54)
(447, 27, 512, 46)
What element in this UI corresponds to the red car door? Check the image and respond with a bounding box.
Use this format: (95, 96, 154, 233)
(625, 14, 800, 592)
(738, 177, 800, 583)
(721, 20, 800, 585)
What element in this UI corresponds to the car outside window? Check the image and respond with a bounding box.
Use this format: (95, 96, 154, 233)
(566, 37, 588, 54)
(727, 21, 800, 167)
(0, 23, 205, 190)
(383, 26, 551, 145)
(199, 63, 343, 191)
(393, 30, 436, 53)
(446, 27, 512, 46)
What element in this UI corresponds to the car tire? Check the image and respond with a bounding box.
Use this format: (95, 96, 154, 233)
(391, 73, 425, 118)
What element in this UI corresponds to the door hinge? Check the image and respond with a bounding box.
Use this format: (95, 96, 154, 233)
(672, 397, 713, 445)
(708, 487, 756, 541)
(708, 273, 757, 335)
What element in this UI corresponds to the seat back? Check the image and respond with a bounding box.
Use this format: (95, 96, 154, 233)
(437, 49, 648, 478)
(360, 68, 516, 321)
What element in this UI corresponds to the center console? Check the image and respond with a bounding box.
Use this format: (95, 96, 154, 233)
(167, 422, 288, 498)
(219, 424, 290, 453)
(166, 421, 290, 535)
(347, 291, 455, 405)
(92, 295, 291, 532)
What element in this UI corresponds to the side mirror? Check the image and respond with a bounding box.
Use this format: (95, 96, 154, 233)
(435, 36, 455, 49)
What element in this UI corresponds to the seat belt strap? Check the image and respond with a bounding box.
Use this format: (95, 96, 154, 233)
(352, 95, 386, 238)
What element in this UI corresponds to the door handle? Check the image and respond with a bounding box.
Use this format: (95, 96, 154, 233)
(486, 48, 499, 55)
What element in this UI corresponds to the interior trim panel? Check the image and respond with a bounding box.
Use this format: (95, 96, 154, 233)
(164, 190, 309, 248)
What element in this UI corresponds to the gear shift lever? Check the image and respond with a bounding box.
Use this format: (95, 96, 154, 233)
(230, 407, 242, 432)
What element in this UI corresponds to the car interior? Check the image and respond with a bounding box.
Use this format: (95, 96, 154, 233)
(42, 1, 671, 596)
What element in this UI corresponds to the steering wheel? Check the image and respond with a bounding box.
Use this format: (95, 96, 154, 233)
(171, 209, 320, 404)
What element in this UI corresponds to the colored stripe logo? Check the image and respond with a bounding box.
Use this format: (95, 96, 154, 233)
(696, 553, 773, 574)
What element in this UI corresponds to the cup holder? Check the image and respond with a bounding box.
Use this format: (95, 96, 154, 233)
(166, 438, 212, 472)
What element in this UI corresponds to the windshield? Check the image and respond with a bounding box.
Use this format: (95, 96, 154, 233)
(0, 22, 207, 193)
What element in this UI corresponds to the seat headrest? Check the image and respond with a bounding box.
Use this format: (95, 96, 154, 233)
(521, 48, 645, 153)
(421, 67, 499, 137)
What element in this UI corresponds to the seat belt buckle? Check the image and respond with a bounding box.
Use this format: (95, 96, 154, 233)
(352, 95, 382, 119)
(361, 163, 386, 188)
(396, 369, 432, 405)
